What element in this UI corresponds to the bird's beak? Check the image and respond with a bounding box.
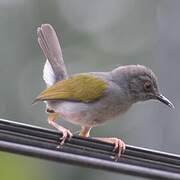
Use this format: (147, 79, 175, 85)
(155, 94, 175, 109)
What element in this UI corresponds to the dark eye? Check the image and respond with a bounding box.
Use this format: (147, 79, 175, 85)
(144, 81, 152, 92)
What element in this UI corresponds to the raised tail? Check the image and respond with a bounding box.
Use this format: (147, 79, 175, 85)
(37, 24, 68, 87)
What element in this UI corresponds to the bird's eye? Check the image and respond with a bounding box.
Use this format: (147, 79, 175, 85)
(144, 81, 152, 92)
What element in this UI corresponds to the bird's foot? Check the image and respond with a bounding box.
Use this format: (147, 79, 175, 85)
(57, 127, 73, 148)
(48, 113, 72, 148)
(95, 137, 126, 161)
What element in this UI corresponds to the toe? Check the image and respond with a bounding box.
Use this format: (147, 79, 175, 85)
(121, 140, 126, 153)
(59, 129, 72, 146)
(113, 138, 119, 152)
(67, 129, 73, 139)
(113, 138, 126, 161)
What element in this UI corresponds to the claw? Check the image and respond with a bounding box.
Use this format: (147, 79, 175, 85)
(57, 129, 72, 148)
(113, 138, 126, 161)
(47, 114, 73, 149)
(95, 137, 126, 161)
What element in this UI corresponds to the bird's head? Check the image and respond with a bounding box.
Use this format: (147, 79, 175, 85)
(112, 65, 174, 109)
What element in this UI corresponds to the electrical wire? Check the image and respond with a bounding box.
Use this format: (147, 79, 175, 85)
(0, 118, 180, 179)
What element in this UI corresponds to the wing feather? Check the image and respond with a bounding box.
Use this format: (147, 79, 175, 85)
(35, 74, 108, 103)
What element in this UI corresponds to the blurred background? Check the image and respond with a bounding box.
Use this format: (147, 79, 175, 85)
(0, 0, 179, 179)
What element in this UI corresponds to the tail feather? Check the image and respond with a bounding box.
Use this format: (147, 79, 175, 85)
(37, 24, 68, 87)
(43, 60, 56, 87)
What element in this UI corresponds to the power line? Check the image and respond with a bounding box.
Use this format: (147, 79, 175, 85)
(0, 118, 180, 179)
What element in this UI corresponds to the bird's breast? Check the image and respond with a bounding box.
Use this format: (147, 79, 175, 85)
(47, 98, 131, 127)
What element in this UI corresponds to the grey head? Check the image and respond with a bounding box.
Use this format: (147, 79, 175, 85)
(111, 65, 174, 109)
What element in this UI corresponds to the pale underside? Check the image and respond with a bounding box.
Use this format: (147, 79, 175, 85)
(37, 72, 131, 127)
(44, 74, 131, 127)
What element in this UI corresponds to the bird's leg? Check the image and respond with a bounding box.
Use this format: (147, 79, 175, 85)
(79, 126, 91, 137)
(79, 126, 125, 160)
(93, 137, 126, 160)
(48, 112, 72, 147)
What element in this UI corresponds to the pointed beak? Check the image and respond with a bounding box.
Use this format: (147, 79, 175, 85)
(156, 94, 175, 109)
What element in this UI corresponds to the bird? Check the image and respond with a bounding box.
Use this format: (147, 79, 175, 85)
(35, 24, 174, 159)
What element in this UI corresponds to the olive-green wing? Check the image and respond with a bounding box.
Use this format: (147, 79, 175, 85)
(35, 74, 108, 103)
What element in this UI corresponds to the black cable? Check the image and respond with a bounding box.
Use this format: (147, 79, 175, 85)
(0, 118, 180, 180)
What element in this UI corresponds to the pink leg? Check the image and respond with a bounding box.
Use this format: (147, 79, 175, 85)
(79, 126, 125, 160)
(48, 113, 72, 147)
(79, 126, 92, 137)
(94, 137, 126, 160)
